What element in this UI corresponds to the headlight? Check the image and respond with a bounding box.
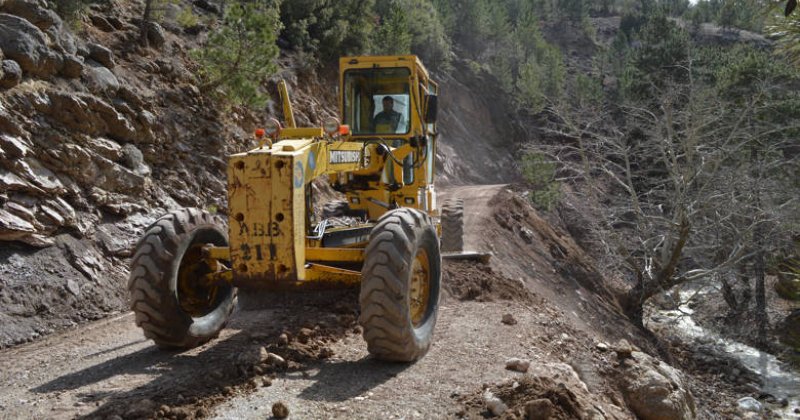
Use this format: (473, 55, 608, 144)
(263, 118, 282, 138)
(323, 117, 341, 136)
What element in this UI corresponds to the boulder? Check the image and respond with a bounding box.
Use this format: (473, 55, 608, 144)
(0, 58, 21, 88)
(483, 390, 508, 416)
(0, 206, 36, 241)
(616, 351, 696, 420)
(0, 133, 31, 157)
(0, 101, 25, 136)
(145, 21, 166, 48)
(105, 16, 126, 30)
(736, 396, 762, 413)
(525, 399, 556, 420)
(60, 54, 82, 78)
(50, 25, 76, 55)
(84, 137, 122, 161)
(193, 0, 220, 14)
(0, 0, 62, 32)
(13, 157, 65, 193)
(89, 186, 144, 215)
(87, 42, 114, 68)
(120, 144, 150, 176)
(780, 310, 800, 350)
(89, 14, 114, 32)
(82, 59, 119, 95)
(0, 13, 62, 77)
(47, 91, 105, 136)
(775, 275, 800, 301)
(0, 168, 43, 194)
(46, 91, 136, 142)
(4, 200, 35, 223)
(506, 358, 531, 373)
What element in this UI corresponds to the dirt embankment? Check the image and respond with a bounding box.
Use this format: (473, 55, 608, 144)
(434, 59, 524, 187)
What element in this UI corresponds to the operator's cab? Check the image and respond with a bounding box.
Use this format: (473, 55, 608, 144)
(339, 55, 438, 140)
(333, 56, 440, 218)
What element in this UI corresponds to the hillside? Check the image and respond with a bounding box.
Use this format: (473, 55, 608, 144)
(0, 0, 799, 418)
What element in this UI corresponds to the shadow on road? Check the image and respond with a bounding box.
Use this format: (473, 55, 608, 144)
(28, 289, 396, 418)
(296, 356, 409, 402)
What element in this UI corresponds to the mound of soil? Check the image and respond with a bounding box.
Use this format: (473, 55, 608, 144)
(458, 375, 585, 419)
(443, 260, 536, 304)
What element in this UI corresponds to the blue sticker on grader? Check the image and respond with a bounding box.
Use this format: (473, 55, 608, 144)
(294, 161, 304, 188)
(308, 151, 316, 171)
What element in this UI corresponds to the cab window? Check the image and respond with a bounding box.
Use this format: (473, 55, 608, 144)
(344, 67, 411, 135)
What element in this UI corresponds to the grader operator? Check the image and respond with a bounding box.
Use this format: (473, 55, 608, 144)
(128, 55, 467, 362)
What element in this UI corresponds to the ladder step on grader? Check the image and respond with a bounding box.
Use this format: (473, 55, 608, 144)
(128, 55, 489, 362)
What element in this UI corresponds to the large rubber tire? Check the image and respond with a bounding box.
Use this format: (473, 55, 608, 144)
(359, 208, 441, 362)
(441, 198, 464, 252)
(128, 208, 236, 349)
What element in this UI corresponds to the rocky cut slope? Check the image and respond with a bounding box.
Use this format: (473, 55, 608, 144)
(0, 0, 252, 347)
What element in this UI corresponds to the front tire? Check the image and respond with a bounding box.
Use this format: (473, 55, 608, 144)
(359, 208, 441, 362)
(128, 208, 235, 349)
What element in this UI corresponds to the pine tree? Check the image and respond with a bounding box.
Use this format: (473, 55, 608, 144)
(374, 2, 413, 55)
(191, 1, 281, 107)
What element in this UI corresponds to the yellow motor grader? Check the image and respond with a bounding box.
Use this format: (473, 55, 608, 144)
(128, 55, 469, 362)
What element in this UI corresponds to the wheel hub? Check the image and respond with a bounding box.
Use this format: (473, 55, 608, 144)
(178, 243, 223, 318)
(409, 249, 431, 327)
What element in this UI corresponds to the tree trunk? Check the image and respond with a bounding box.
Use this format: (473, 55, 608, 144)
(751, 146, 768, 346)
(622, 214, 691, 322)
(755, 252, 768, 345)
(140, 0, 153, 47)
(720, 273, 740, 314)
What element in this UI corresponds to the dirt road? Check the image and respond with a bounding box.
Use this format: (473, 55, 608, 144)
(0, 185, 630, 419)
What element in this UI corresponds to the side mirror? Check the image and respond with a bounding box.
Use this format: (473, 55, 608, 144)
(424, 94, 438, 124)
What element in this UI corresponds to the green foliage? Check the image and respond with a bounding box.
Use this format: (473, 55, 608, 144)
(50, 0, 108, 24)
(279, 0, 375, 61)
(622, 13, 690, 99)
(661, 0, 690, 16)
(573, 73, 604, 107)
(521, 152, 561, 211)
(374, 0, 452, 70)
(373, 2, 413, 55)
(446, 0, 493, 56)
(191, 1, 281, 108)
(557, 0, 587, 22)
(516, 61, 545, 113)
(717, 0, 737, 28)
(619, 12, 646, 37)
(50, 0, 87, 20)
(176, 6, 200, 28)
(767, 2, 800, 67)
(512, 26, 565, 112)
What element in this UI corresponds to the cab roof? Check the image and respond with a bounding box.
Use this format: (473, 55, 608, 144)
(339, 55, 430, 79)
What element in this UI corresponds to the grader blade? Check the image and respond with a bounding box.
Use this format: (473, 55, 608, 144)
(442, 251, 492, 264)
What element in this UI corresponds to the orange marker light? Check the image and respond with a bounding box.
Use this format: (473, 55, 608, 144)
(255, 128, 266, 138)
(338, 125, 350, 136)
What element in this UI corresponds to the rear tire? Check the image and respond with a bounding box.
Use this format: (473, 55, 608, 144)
(359, 208, 441, 362)
(128, 208, 235, 349)
(441, 198, 464, 252)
